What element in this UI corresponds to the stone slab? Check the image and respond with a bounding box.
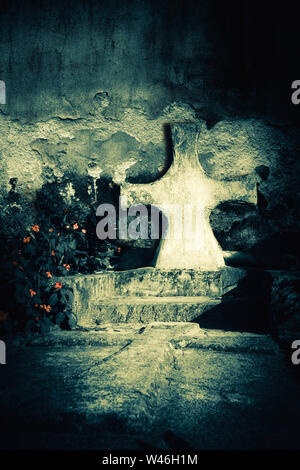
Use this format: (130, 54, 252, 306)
(1, 323, 299, 450)
(78, 296, 220, 327)
(55, 266, 246, 324)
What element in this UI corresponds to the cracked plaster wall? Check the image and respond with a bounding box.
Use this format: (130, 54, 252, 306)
(0, 0, 299, 250)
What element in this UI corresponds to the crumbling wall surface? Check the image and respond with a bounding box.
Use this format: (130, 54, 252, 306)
(0, 0, 299, 250)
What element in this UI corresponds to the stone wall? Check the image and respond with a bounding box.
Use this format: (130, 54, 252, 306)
(0, 0, 299, 255)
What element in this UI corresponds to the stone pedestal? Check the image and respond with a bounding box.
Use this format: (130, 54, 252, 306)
(58, 266, 246, 327)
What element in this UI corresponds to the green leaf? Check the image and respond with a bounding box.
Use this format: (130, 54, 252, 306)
(60, 290, 68, 305)
(48, 293, 58, 306)
(75, 249, 88, 255)
(55, 312, 65, 325)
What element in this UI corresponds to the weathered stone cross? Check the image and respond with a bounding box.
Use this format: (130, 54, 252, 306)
(121, 123, 257, 270)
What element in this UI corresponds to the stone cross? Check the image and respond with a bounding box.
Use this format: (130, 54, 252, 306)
(121, 123, 257, 270)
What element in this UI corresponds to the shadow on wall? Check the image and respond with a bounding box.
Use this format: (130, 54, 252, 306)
(226, 232, 300, 271)
(194, 269, 274, 334)
(210, 200, 271, 252)
(126, 124, 174, 184)
(115, 206, 168, 271)
(195, 231, 300, 334)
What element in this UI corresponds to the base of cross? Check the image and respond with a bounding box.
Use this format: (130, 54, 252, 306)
(57, 266, 246, 327)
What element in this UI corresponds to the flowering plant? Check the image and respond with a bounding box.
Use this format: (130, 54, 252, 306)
(0, 181, 121, 335)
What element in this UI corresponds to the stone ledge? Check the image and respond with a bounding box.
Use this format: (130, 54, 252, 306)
(54, 266, 246, 325)
(78, 296, 220, 327)
(56, 266, 246, 298)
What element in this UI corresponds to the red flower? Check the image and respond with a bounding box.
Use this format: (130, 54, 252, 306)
(32, 224, 39, 232)
(49, 228, 53, 233)
(46, 272, 52, 278)
(55, 282, 62, 289)
(23, 236, 31, 243)
(12, 260, 17, 266)
(51, 250, 55, 256)
(29, 289, 36, 297)
(63, 264, 70, 271)
(39, 304, 51, 313)
(73, 223, 79, 230)
(81, 229, 87, 234)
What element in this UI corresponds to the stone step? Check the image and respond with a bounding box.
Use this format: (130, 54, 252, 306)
(112, 267, 245, 297)
(57, 266, 245, 323)
(77, 295, 221, 327)
(60, 266, 245, 299)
